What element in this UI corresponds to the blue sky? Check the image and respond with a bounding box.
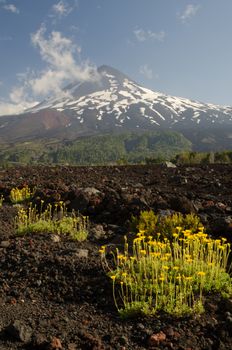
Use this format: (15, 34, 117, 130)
(0, 0, 232, 115)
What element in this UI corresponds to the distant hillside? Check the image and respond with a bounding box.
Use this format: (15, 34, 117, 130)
(0, 131, 192, 165)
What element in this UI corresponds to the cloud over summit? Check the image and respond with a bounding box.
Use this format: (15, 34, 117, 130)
(0, 25, 98, 115)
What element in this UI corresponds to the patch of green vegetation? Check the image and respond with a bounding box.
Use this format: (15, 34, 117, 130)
(130, 211, 202, 240)
(100, 225, 232, 318)
(15, 201, 88, 241)
(173, 150, 232, 164)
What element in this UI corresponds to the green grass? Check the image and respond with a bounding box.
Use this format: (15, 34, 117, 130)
(15, 201, 88, 241)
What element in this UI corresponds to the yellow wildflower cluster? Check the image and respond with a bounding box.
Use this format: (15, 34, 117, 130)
(15, 201, 88, 241)
(10, 185, 34, 203)
(100, 226, 232, 318)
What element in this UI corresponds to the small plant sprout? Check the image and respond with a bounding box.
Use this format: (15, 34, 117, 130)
(100, 226, 232, 318)
(10, 185, 34, 204)
(15, 201, 88, 241)
(0, 194, 4, 207)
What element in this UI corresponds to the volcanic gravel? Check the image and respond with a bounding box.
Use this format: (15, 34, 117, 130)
(0, 164, 232, 349)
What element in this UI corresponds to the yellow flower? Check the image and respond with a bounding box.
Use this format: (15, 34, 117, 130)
(134, 237, 142, 243)
(201, 233, 208, 239)
(186, 235, 195, 240)
(140, 250, 146, 255)
(185, 254, 191, 259)
(183, 230, 191, 236)
(173, 266, 179, 271)
(162, 265, 169, 270)
(110, 275, 116, 280)
(185, 276, 193, 281)
(160, 256, 168, 261)
(149, 241, 157, 246)
(215, 239, 221, 244)
(151, 252, 161, 257)
(197, 271, 206, 277)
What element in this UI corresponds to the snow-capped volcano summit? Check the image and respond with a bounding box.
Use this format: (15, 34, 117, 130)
(27, 64, 232, 130)
(1, 65, 232, 150)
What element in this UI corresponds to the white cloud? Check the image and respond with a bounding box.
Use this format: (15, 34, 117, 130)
(52, 1, 72, 17)
(179, 4, 200, 23)
(0, 101, 37, 116)
(0, 85, 37, 115)
(9, 86, 25, 104)
(30, 25, 98, 97)
(139, 64, 153, 80)
(134, 29, 165, 42)
(51, 0, 78, 19)
(3, 4, 19, 14)
(0, 25, 99, 116)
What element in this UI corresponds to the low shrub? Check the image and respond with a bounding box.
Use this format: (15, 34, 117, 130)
(131, 211, 202, 240)
(15, 201, 88, 241)
(100, 226, 232, 318)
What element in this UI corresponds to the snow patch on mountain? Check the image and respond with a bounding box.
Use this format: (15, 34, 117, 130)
(25, 65, 232, 129)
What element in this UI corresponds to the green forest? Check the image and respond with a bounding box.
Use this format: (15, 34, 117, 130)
(2, 130, 232, 166)
(0, 131, 191, 166)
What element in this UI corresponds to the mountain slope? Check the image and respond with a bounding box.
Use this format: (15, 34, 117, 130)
(1, 65, 232, 150)
(27, 65, 232, 130)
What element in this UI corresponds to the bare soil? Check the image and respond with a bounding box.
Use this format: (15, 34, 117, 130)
(0, 164, 232, 350)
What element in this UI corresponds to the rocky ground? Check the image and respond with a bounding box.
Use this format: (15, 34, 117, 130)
(0, 164, 232, 350)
